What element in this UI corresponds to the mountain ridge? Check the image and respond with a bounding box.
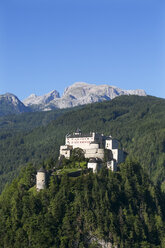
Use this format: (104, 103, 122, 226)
(0, 82, 146, 116)
(0, 93, 30, 116)
(0, 95, 164, 193)
(23, 82, 147, 111)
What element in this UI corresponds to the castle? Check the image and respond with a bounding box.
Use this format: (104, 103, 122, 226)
(36, 129, 126, 190)
(60, 129, 126, 172)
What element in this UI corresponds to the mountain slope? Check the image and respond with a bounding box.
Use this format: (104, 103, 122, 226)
(23, 82, 146, 110)
(0, 93, 30, 116)
(0, 95, 164, 193)
(0, 161, 165, 247)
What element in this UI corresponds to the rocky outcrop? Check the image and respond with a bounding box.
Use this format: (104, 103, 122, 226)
(23, 82, 147, 111)
(87, 233, 118, 248)
(23, 90, 60, 108)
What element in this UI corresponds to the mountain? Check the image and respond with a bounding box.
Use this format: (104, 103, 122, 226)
(0, 83, 147, 115)
(23, 90, 60, 111)
(0, 93, 30, 116)
(0, 160, 165, 247)
(0, 94, 164, 248)
(23, 82, 147, 110)
(0, 95, 164, 193)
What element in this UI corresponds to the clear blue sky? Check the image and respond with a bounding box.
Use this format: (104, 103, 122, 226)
(0, 0, 164, 100)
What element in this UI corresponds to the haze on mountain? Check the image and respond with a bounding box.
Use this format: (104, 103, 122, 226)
(23, 82, 146, 111)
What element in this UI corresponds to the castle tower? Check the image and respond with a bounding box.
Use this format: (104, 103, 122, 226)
(36, 167, 46, 191)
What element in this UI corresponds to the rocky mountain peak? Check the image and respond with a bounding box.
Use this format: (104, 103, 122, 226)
(0, 82, 147, 115)
(0, 93, 30, 116)
(23, 82, 146, 111)
(23, 90, 60, 107)
(1, 93, 20, 105)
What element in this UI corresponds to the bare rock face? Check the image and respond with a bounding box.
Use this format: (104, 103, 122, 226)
(23, 90, 60, 106)
(0, 93, 30, 116)
(23, 82, 147, 111)
(61, 82, 146, 107)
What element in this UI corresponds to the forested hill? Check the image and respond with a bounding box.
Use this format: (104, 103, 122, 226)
(0, 161, 165, 247)
(0, 95, 165, 192)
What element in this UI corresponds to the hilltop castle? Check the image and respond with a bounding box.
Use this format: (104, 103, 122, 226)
(60, 129, 126, 172)
(36, 129, 126, 190)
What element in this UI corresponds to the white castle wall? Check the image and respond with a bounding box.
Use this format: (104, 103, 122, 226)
(111, 149, 124, 163)
(60, 145, 72, 159)
(107, 160, 117, 171)
(88, 143, 99, 149)
(111, 149, 118, 162)
(65, 133, 95, 149)
(84, 148, 105, 160)
(59, 131, 126, 169)
(87, 162, 98, 173)
(105, 139, 119, 150)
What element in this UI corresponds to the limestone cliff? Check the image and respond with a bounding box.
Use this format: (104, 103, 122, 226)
(23, 82, 146, 111)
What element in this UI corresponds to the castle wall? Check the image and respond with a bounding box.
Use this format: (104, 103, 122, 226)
(59, 131, 126, 168)
(65, 132, 104, 150)
(88, 143, 99, 149)
(65, 139, 100, 150)
(87, 162, 98, 173)
(60, 145, 72, 159)
(84, 148, 104, 160)
(105, 139, 119, 150)
(111, 149, 118, 161)
(107, 160, 117, 171)
(60, 149, 71, 159)
(111, 149, 124, 163)
(66, 133, 95, 147)
(60, 144, 104, 160)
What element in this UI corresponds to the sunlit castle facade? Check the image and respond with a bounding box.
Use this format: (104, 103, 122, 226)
(60, 129, 126, 172)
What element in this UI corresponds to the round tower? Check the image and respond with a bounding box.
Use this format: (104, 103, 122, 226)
(36, 167, 46, 191)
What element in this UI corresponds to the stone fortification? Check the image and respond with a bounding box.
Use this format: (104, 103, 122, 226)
(60, 129, 126, 172)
